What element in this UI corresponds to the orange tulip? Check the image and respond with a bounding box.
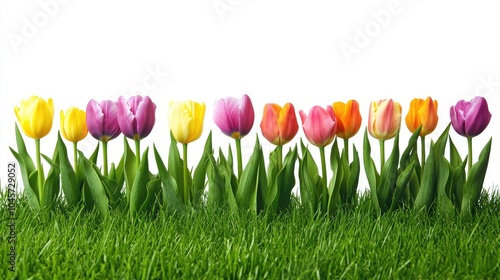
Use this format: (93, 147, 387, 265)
(405, 97, 438, 136)
(333, 100, 362, 140)
(368, 99, 402, 140)
(260, 103, 299, 146)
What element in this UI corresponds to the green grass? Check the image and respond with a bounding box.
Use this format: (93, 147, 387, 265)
(1, 192, 500, 279)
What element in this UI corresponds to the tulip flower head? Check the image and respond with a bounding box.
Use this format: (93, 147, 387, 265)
(213, 94, 254, 139)
(168, 100, 206, 144)
(86, 99, 121, 142)
(299, 105, 337, 148)
(260, 103, 299, 146)
(333, 100, 362, 140)
(450, 96, 491, 138)
(117, 95, 157, 140)
(60, 107, 88, 143)
(405, 97, 438, 137)
(368, 99, 402, 140)
(14, 95, 54, 139)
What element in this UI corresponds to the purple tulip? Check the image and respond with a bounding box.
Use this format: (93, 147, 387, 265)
(86, 99, 121, 142)
(450, 96, 492, 138)
(117, 95, 157, 140)
(213, 94, 254, 139)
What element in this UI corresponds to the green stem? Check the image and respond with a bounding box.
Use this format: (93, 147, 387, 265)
(344, 138, 349, 162)
(235, 138, 243, 179)
(379, 139, 385, 172)
(135, 139, 141, 170)
(103, 141, 108, 177)
(277, 145, 283, 171)
(73, 142, 78, 174)
(319, 146, 328, 213)
(420, 136, 426, 178)
(467, 137, 473, 174)
(183, 143, 190, 205)
(35, 139, 44, 208)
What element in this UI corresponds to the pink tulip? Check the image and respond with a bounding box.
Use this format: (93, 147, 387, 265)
(213, 94, 254, 139)
(299, 105, 337, 147)
(117, 95, 157, 140)
(368, 99, 402, 140)
(86, 99, 121, 142)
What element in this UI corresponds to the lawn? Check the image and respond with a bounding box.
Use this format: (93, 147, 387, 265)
(1, 192, 499, 279)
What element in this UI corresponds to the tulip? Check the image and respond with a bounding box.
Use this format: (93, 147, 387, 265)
(368, 99, 402, 170)
(260, 103, 299, 147)
(213, 94, 254, 178)
(450, 96, 492, 172)
(86, 99, 121, 176)
(14, 95, 54, 139)
(405, 97, 438, 175)
(299, 105, 337, 210)
(14, 95, 54, 208)
(333, 100, 362, 140)
(61, 107, 88, 171)
(117, 95, 157, 169)
(260, 103, 299, 172)
(168, 100, 206, 204)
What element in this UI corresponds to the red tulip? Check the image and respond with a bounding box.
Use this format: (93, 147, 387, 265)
(260, 103, 299, 146)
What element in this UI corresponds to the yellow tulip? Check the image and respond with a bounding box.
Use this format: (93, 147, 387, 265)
(405, 97, 438, 137)
(60, 107, 88, 143)
(14, 96, 54, 139)
(168, 100, 206, 144)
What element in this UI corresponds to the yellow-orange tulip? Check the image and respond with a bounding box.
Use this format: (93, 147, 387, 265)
(260, 103, 299, 146)
(368, 99, 402, 140)
(333, 100, 362, 140)
(14, 95, 54, 139)
(168, 100, 206, 144)
(405, 97, 438, 136)
(60, 107, 88, 143)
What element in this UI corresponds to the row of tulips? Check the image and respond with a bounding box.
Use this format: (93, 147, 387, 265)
(11, 94, 492, 218)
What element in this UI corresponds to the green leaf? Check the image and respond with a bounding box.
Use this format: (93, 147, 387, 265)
(436, 156, 455, 217)
(10, 147, 40, 211)
(236, 137, 262, 215)
(139, 178, 162, 213)
(79, 152, 109, 218)
(328, 139, 343, 214)
(168, 132, 184, 193)
(130, 147, 151, 217)
(192, 132, 212, 205)
(298, 154, 319, 215)
(434, 123, 451, 157)
(451, 159, 467, 210)
(461, 138, 492, 216)
(154, 145, 186, 214)
(268, 146, 298, 213)
(89, 142, 100, 165)
(40, 139, 60, 209)
(377, 131, 400, 213)
(449, 136, 462, 168)
(362, 130, 380, 214)
(123, 137, 137, 204)
(414, 143, 437, 212)
(400, 127, 421, 170)
(346, 145, 360, 205)
(57, 133, 81, 208)
(14, 124, 36, 172)
(390, 162, 415, 211)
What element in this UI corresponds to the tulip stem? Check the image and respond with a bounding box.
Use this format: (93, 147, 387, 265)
(379, 139, 385, 172)
(73, 142, 78, 174)
(135, 139, 141, 170)
(467, 137, 473, 174)
(103, 141, 108, 177)
(319, 146, 328, 213)
(35, 139, 44, 208)
(420, 136, 426, 178)
(183, 143, 190, 205)
(277, 145, 283, 172)
(344, 139, 349, 162)
(235, 138, 243, 179)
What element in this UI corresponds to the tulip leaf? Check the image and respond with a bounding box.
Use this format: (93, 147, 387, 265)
(449, 136, 462, 168)
(130, 147, 151, 217)
(193, 131, 213, 205)
(408, 153, 421, 200)
(227, 143, 234, 171)
(363, 130, 380, 214)
(451, 159, 467, 209)
(328, 140, 343, 214)
(436, 156, 455, 217)
(81, 181, 95, 211)
(236, 137, 262, 215)
(400, 127, 420, 170)
(461, 138, 492, 216)
(267, 148, 278, 193)
(14, 124, 36, 173)
(154, 145, 186, 214)
(57, 133, 81, 208)
(123, 137, 137, 204)
(139, 178, 162, 213)
(78, 152, 109, 218)
(267, 146, 298, 213)
(434, 123, 451, 157)
(390, 161, 415, 211)
(414, 143, 437, 212)
(377, 131, 400, 213)
(10, 147, 40, 211)
(346, 145, 360, 205)
(206, 155, 238, 215)
(168, 132, 185, 196)
(298, 152, 319, 215)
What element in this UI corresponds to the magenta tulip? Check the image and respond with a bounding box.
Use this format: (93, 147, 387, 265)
(117, 95, 157, 140)
(450, 96, 491, 138)
(86, 99, 121, 142)
(299, 105, 337, 148)
(213, 94, 254, 139)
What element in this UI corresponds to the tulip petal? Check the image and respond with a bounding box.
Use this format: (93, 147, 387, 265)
(135, 96, 156, 139)
(464, 97, 491, 137)
(117, 96, 137, 139)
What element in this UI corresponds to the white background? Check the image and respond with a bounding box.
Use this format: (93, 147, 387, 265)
(1, 0, 499, 194)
